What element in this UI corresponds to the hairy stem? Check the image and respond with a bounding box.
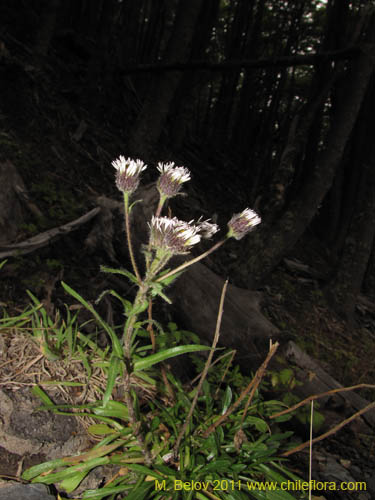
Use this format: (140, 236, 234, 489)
(155, 238, 227, 283)
(123, 192, 141, 283)
(123, 369, 152, 465)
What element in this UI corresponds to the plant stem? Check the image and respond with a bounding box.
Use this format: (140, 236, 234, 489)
(123, 285, 148, 361)
(173, 280, 228, 458)
(155, 238, 227, 283)
(123, 369, 152, 465)
(202, 340, 279, 438)
(123, 192, 141, 283)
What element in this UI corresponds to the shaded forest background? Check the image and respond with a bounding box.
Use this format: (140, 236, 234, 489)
(1, 0, 375, 332)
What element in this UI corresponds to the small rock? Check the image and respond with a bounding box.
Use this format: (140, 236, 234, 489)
(0, 481, 55, 500)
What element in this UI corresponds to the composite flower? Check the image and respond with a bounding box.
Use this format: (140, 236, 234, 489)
(227, 208, 261, 240)
(157, 162, 191, 198)
(149, 216, 201, 255)
(196, 218, 220, 239)
(112, 156, 147, 194)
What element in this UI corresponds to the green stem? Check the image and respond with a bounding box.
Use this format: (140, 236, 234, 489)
(123, 285, 148, 361)
(123, 192, 141, 283)
(145, 195, 167, 272)
(155, 195, 166, 217)
(123, 368, 152, 465)
(155, 238, 227, 283)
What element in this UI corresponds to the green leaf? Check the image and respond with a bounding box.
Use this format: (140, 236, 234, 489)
(155, 269, 183, 287)
(103, 355, 122, 407)
(222, 386, 233, 414)
(93, 400, 129, 421)
(100, 266, 138, 285)
(22, 457, 67, 480)
(32, 457, 109, 484)
(32, 385, 55, 407)
(82, 484, 131, 499)
(127, 464, 165, 480)
(123, 482, 155, 500)
(61, 281, 123, 357)
(244, 416, 269, 433)
(87, 424, 118, 436)
(59, 471, 88, 493)
(133, 345, 210, 372)
(198, 459, 232, 475)
(279, 368, 294, 386)
(40, 380, 85, 387)
(150, 283, 172, 304)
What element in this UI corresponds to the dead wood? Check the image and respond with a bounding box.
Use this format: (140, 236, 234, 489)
(0, 207, 100, 259)
(283, 340, 375, 428)
(0, 160, 39, 245)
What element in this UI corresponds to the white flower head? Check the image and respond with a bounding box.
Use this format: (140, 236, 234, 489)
(149, 216, 201, 255)
(157, 162, 191, 198)
(111, 156, 147, 194)
(227, 208, 261, 240)
(197, 217, 220, 239)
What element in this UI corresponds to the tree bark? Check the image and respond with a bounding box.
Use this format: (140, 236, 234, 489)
(245, 21, 375, 288)
(34, 0, 60, 59)
(327, 78, 375, 320)
(127, 0, 203, 159)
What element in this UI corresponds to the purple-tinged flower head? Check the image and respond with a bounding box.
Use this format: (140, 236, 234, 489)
(111, 156, 147, 194)
(196, 217, 220, 239)
(227, 208, 261, 240)
(157, 162, 191, 198)
(149, 216, 201, 255)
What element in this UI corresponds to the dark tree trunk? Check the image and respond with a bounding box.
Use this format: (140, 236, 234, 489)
(127, 0, 203, 159)
(363, 238, 375, 296)
(34, 0, 60, 59)
(328, 161, 375, 321)
(327, 78, 375, 320)
(86, 0, 116, 107)
(168, 0, 220, 151)
(245, 20, 375, 288)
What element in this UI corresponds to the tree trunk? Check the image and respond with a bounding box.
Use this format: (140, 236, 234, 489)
(327, 78, 375, 320)
(127, 0, 203, 159)
(245, 20, 375, 288)
(168, 0, 220, 151)
(34, 0, 60, 59)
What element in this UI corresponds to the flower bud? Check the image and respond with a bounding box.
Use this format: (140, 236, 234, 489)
(227, 208, 261, 240)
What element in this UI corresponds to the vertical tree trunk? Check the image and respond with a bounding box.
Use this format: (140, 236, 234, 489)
(127, 0, 203, 159)
(34, 0, 60, 59)
(327, 78, 375, 320)
(328, 161, 375, 320)
(168, 0, 220, 151)
(245, 20, 375, 288)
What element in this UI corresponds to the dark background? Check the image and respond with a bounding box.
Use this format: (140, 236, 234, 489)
(1, 1, 375, 490)
(1, 0, 375, 352)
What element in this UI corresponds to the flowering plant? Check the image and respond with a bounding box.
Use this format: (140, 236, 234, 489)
(22, 158, 303, 500)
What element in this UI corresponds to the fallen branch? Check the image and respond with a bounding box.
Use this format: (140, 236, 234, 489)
(270, 383, 375, 419)
(0, 208, 101, 258)
(281, 402, 375, 457)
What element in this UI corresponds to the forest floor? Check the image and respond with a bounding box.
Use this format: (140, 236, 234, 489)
(1, 41, 375, 499)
